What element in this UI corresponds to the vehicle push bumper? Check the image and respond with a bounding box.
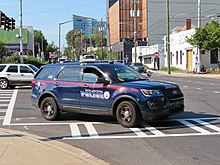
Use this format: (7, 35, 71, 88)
(141, 97, 184, 121)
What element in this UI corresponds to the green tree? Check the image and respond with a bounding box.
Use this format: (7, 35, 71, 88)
(34, 30, 48, 57)
(0, 41, 8, 63)
(187, 20, 220, 51)
(91, 30, 107, 47)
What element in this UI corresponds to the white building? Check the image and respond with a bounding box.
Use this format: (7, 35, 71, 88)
(164, 22, 220, 72)
(132, 44, 165, 70)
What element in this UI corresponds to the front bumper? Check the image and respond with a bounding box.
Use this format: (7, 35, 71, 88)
(141, 97, 184, 120)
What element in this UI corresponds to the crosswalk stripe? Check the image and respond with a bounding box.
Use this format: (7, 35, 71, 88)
(69, 124, 81, 138)
(0, 100, 10, 102)
(0, 104, 9, 107)
(140, 122, 165, 136)
(178, 120, 211, 133)
(0, 94, 13, 96)
(0, 97, 11, 99)
(84, 123, 99, 137)
(130, 128, 148, 137)
(192, 119, 220, 132)
(0, 116, 4, 120)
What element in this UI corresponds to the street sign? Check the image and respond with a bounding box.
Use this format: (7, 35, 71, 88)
(154, 52, 160, 58)
(49, 52, 55, 58)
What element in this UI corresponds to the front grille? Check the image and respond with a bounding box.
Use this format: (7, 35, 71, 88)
(161, 88, 183, 99)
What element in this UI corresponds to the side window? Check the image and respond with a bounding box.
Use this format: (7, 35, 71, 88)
(6, 65, 18, 73)
(57, 67, 80, 81)
(0, 65, 6, 72)
(83, 67, 102, 83)
(35, 67, 56, 79)
(20, 66, 33, 73)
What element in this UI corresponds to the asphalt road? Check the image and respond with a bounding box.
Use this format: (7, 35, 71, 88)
(1, 73, 220, 165)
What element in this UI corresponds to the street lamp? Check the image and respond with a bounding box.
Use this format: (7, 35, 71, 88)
(58, 20, 73, 56)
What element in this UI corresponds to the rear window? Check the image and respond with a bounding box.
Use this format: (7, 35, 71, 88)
(0, 65, 6, 72)
(35, 67, 56, 79)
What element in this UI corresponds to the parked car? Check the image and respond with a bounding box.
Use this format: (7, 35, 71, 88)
(130, 62, 146, 73)
(0, 64, 39, 89)
(31, 62, 184, 128)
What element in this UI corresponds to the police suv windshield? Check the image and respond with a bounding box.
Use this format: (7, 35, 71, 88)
(99, 64, 147, 83)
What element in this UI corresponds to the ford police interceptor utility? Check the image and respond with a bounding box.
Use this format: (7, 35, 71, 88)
(31, 62, 184, 128)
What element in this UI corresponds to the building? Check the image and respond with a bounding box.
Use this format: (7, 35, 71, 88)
(163, 20, 220, 72)
(0, 26, 34, 56)
(147, 0, 220, 45)
(108, 0, 148, 61)
(132, 44, 165, 70)
(72, 14, 106, 37)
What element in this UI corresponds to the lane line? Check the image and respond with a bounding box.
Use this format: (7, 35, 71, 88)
(130, 128, 148, 137)
(63, 132, 220, 140)
(213, 91, 220, 94)
(178, 120, 210, 133)
(183, 86, 188, 88)
(84, 123, 99, 137)
(69, 123, 81, 138)
(141, 122, 165, 135)
(192, 119, 220, 132)
(3, 89, 18, 126)
(196, 88, 203, 91)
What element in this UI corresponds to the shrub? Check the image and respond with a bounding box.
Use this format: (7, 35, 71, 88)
(24, 56, 46, 68)
(160, 66, 184, 72)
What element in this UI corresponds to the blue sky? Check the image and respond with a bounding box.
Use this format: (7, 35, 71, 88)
(0, 0, 106, 47)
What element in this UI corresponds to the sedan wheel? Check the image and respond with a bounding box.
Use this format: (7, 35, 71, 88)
(0, 79, 9, 89)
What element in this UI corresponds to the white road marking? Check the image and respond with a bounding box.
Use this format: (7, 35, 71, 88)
(84, 123, 99, 137)
(209, 83, 215, 86)
(0, 104, 9, 107)
(15, 117, 37, 121)
(197, 82, 202, 84)
(69, 123, 81, 138)
(196, 88, 203, 91)
(178, 120, 210, 133)
(3, 89, 18, 126)
(140, 122, 165, 135)
(0, 97, 11, 99)
(0, 94, 13, 96)
(130, 128, 148, 137)
(24, 126, 29, 130)
(0, 100, 10, 102)
(192, 119, 220, 132)
(0, 116, 4, 120)
(213, 91, 220, 94)
(0, 109, 6, 112)
(183, 86, 188, 88)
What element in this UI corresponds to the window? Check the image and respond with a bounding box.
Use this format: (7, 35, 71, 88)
(210, 50, 218, 64)
(144, 57, 151, 64)
(6, 65, 18, 73)
(35, 67, 56, 79)
(57, 67, 80, 81)
(180, 51, 183, 65)
(176, 51, 178, 65)
(0, 65, 6, 72)
(83, 67, 102, 83)
(20, 66, 33, 73)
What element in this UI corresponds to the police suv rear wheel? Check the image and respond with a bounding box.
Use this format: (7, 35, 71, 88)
(116, 101, 140, 128)
(40, 97, 60, 120)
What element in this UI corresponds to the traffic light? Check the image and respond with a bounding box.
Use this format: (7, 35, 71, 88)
(8, 18, 15, 30)
(0, 11, 5, 27)
(4, 16, 9, 30)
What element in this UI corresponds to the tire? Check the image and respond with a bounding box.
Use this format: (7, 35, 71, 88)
(116, 101, 140, 128)
(0, 78, 9, 89)
(40, 97, 60, 120)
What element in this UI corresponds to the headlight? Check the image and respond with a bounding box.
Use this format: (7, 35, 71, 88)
(140, 89, 163, 96)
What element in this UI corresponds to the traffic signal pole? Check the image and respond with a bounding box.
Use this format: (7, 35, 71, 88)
(19, 0, 24, 64)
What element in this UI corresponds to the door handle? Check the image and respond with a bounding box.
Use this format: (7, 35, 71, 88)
(7, 74, 11, 76)
(21, 74, 24, 76)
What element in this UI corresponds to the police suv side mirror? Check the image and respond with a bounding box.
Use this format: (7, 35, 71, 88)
(146, 71, 152, 77)
(96, 77, 110, 85)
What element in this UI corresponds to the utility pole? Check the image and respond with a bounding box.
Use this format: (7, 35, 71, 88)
(134, 0, 137, 63)
(101, 19, 104, 60)
(166, 0, 171, 74)
(19, 0, 24, 63)
(197, 0, 201, 73)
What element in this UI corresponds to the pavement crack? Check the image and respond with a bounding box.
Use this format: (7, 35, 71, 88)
(0, 144, 9, 159)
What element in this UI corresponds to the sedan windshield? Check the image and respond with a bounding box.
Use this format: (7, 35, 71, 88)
(100, 64, 147, 83)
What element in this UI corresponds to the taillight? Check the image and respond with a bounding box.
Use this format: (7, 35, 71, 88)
(31, 80, 36, 85)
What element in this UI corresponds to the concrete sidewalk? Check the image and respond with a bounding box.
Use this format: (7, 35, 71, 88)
(0, 128, 108, 165)
(150, 70, 220, 79)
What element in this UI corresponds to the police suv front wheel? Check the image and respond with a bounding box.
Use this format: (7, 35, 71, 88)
(40, 97, 60, 120)
(116, 101, 140, 128)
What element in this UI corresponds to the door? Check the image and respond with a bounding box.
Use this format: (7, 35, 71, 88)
(80, 67, 112, 114)
(186, 49, 193, 71)
(20, 65, 35, 85)
(52, 66, 81, 111)
(5, 65, 20, 85)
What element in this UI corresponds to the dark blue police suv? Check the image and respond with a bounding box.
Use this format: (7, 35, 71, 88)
(31, 62, 184, 128)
